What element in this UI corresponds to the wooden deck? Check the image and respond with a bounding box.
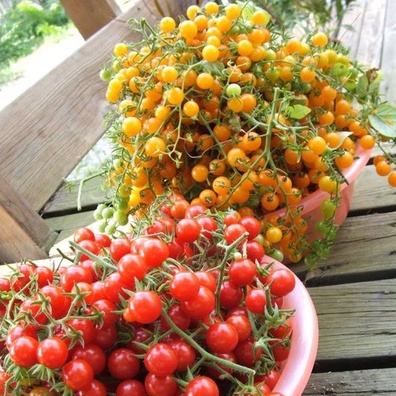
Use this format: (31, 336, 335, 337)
(1, 0, 396, 394)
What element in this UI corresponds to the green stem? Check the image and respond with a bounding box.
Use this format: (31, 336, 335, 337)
(161, 308, 256, 376)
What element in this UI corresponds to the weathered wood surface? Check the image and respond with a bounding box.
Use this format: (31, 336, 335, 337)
(0, 175, 58, 263)
(309, 279, 396, 363)
(59, 0, 122, 40)
(305, 367, 396, 396)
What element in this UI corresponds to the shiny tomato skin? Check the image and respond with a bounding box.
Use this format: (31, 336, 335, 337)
(144, 343, 179, 376)
(62, 359, 94, 391)
(71, 343, 107, 376)
(184, 376, 219, 396)
(77, 379, 107, 396)
(205, 322, 239, 353)
(266, 268, 296, 297)
(9, 336, 39, 368)
(144, 373, 178, 396)
(116, 379, 146, 396)
(107, 348, 140, 380)
(37, 337, 69, 369)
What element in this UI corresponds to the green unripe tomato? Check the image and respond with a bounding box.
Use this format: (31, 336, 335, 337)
(99, 68, 112, 81)
(226, 83, 242, 97)
(320, 199, 337, 218)
(113, 210, 128, 226)
(102, 207, 115, 220)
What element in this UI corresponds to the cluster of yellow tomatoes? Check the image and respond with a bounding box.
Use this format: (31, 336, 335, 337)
(97, 1, 389, 263)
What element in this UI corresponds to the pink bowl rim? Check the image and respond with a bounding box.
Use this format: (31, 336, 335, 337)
(271, 260, 319, 396)
(274, 144, 371, 218)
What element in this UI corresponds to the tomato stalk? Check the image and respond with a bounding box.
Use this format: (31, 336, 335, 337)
(160, 307, 256, 377)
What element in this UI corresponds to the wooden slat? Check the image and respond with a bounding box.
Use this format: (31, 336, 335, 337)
(336, 0, 366, 59)
(0, 176, 58, 263)
(308, 279, 396, 363)
(380, 0, 396, 103)
(59, 0, 122, 40)
(304, 367, 396, 395)
(291, 211, 396, 285)
(352, 0, 386, 68)
(45, 210, 97, 243)
(350, 164, 396, 213)
(42, 177, 109, 215)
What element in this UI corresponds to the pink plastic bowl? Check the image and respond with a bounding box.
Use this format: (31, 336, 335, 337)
(274, 144, 371, 262)
(270, 260, 319, 396)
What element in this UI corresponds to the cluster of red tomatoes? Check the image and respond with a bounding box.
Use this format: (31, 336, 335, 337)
(0, 197, 295, 396)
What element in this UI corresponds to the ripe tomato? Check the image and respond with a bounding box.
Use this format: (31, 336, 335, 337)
(66, 318, 97, 345)
(176, 218, 201, 243)
(226, 314, 252, 342)
(169, 272, 200, 301)
(77, 379, 107, 396)
(60, 265, 93, 292)
(92, 323, 118, 350)
(139, 237, 170, 268)
(205, 322, 239, 353)
(219, 280, 243, 309)
(184, 376, 219, 396)
(266, 268, 296, 297)
(245, 287, 267, 314)
(116, 379, 146, 396)
(74, 227, 95, 243)
(144, 343, 179, 376)
(62, 359, 94, 391)
(37, 337, 68, 369)
(144, 373, 178, 396)
(169, 339, 196, 371)
(127, 290, 162, 324)
(180, 286, 216, 319)
(161, 304, 191, 331)
(228, 258, 257, 286)
(109, 237, 132, 261)
(9, 336, 39, 368)
(117, 253, 147, 284)
(224, 223, 248, 246)
(239, 216, 261, 239)
(107, 348, 141, 379)
(71, 343, 107, 376)
(234, 337, 262, 367)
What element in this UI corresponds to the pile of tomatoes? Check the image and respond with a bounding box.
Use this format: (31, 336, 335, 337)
(0, 196, 296, 396)
(94, 0, 396, 265)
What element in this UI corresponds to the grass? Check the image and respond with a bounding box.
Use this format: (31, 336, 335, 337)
(0, 22, 76, 87)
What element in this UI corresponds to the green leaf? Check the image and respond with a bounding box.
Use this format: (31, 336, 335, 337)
(356, 74, 368, 100)
(285, 104, 311, 119)
(201, 60, 224, 76)
(369, 102, 396, 138)
(367, 68, 383, 96)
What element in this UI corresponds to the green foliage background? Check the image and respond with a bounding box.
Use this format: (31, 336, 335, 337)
(0, 0, 69, 83)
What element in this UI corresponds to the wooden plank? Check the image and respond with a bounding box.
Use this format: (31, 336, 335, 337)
(60, 0, 122, 40)
(0, 176, 58, 263)
(379, 0, 396, 103)
(350, 164, 396, 213)
(45, 210, 97, 243)
(291, 211, 396, 285)
(42, 177, 109, 215)
(353, 0, 386, 68)
(336, 0, 366, 59)
(308, 279, 396, 363)
(304, 367, 396, 395)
